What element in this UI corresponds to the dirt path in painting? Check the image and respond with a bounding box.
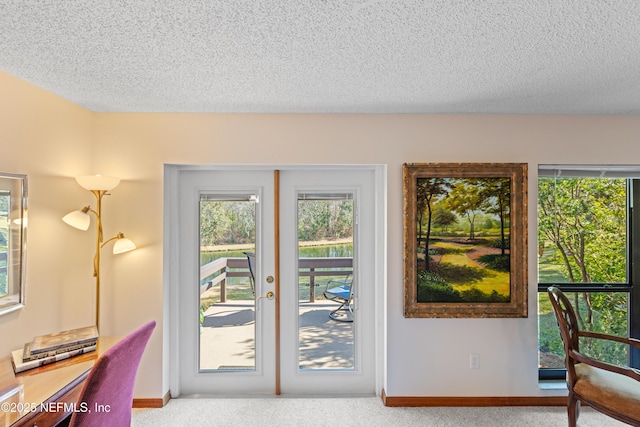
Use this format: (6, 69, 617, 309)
(431, 240, 510, 296)
(465, 245, 505, 267)
(435, 241, 479, 270)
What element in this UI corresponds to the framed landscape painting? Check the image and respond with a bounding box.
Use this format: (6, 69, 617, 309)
(403, 163, 528, 318)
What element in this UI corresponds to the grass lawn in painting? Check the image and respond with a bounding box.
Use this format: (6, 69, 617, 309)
(418, 238, 510, 303)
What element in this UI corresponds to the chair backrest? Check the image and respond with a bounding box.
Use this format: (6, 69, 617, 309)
(243, 251, 256, 296)
(342, 274, 354, 296)
(69, 320, 156, 427)
(547, 287, 580, 385)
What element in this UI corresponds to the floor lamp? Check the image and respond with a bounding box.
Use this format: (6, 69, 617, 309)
(62, 175, 136, 332)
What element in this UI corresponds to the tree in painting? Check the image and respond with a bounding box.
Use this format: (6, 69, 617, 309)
(415, 178, 453, 272)
(416, 177, 511, 303)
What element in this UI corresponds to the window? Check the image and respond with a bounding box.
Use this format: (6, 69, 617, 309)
(537, 165, 640, 380)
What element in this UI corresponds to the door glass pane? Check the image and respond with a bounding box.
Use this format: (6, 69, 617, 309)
(297, 193, 355, 370)
(199, 194, 257, 372)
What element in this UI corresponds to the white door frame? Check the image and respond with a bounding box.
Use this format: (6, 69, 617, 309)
(164, 164, 386, 397)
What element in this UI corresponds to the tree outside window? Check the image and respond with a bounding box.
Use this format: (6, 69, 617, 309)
(538, 168, 633, 375)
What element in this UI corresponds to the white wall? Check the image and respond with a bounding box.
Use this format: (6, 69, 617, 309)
(0, 71, 95, 360)
(92, 113, 640, 398)
(3, 70, 640, 399)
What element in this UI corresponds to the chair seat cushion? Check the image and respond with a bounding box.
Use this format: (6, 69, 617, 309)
(574, 363, 640, 421)
(325, 285, 350, 300)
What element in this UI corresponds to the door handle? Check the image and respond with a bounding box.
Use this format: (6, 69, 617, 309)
(257, 291, 275, 301)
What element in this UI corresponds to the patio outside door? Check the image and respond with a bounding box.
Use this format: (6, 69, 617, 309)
(175, 166, 378, 395)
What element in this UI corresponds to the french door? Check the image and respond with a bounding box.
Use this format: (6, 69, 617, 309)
(170, 165, 381, 396)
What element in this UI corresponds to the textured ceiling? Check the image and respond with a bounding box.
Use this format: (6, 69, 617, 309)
(1, 1, 639, 114)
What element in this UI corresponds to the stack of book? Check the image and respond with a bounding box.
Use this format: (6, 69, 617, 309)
(11, 325, 99, 373)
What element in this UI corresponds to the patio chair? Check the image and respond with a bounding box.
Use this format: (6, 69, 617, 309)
(547, 286, 640, 426)
(323, 274, 354, 322)
(243, 252, 256, 296)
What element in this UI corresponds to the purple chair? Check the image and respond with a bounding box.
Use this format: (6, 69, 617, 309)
(68, 320, 156, 427)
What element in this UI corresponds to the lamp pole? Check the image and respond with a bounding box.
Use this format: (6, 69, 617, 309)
(90, 189, 107, 332)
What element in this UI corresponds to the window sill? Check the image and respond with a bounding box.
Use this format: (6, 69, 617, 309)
(538, 380, 567, 390)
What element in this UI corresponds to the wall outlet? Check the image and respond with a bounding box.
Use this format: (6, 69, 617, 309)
(470, 354, 480, 369)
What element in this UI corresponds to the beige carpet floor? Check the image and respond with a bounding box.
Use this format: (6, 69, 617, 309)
(132, 396, 627, 426)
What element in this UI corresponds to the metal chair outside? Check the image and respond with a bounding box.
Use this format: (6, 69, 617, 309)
(323, 274, 354, 322)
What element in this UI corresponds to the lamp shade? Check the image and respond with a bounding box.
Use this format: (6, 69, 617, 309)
(75, 175, 121, 191)
(113, 235, 136, 254)
(62, 209, 91, 230)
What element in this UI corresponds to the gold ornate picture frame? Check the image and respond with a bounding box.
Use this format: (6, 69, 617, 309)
(403, 163, 527, 318)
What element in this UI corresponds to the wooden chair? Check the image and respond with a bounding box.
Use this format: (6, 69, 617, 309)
(547, 287, 640, 426)
(67, 320, 156, 427)
(323, 274, 354, 322)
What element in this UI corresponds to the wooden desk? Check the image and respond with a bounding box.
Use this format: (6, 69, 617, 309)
(0, 337, 119, 427)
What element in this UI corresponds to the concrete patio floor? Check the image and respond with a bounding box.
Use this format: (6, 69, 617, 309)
(199, 300, 354, 371)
